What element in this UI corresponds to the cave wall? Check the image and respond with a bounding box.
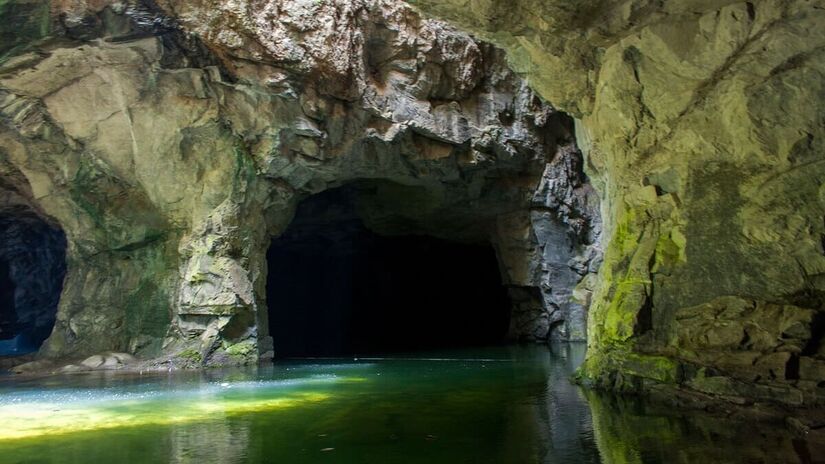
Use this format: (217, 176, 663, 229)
(405, 0, 825, 406)
(0, 0, 820, 412)
(0, 0, 600, 366)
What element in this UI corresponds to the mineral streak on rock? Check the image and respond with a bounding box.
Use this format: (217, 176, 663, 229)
(0, 0, 599, 367)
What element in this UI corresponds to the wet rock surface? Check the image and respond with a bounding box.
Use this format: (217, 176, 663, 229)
(406, 0, 825, 410)
(0, 0, 599, 367)
(1, 0, 822, 419)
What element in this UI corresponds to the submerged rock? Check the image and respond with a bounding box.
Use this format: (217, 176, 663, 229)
(79, 352, 136, 370)
(80, 355, 105, 369)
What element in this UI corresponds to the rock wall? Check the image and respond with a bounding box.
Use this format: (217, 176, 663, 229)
(406, 0, 825, 407)
(0, 0, 599, 366)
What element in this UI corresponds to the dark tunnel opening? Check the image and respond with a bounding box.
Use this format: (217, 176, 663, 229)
(266, 184, 512, 358)
(0, 213, 66, 356)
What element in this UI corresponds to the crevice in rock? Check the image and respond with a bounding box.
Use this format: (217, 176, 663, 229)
(745, 2, 756, 22)
(820, 213, 825, 256)
(637, 7, 788, 161)
(801, 312, 825, 358)
(634, 291, 654, 336)
(785, 354, 800, 380)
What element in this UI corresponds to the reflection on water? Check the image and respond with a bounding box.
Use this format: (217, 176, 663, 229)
(0, 344, 819, 463)
(537, 343, 602, 462)
(169, 419, 250, 464)
(586, 385, 825, 464)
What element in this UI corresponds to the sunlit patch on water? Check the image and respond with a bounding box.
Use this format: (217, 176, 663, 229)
(0, 346, 819, 464)
(0, 375, 368, 441)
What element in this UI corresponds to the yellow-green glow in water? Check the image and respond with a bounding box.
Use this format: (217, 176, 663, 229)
(0, 347, 817, 464)
(0, 376, 367, 441)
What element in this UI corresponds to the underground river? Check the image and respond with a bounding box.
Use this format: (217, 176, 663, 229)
(0, 344, 819, 464)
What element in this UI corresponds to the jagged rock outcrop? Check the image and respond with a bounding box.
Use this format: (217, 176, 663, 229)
(406, 0, 825, 408)
(0, 0, 599, 367)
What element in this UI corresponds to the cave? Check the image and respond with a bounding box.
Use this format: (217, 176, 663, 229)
(266, 183, 512, 357)
(2, 0, 825, 460)
(0, 212, 66, 356)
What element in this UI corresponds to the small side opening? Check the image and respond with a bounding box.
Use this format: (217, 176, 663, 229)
(0, 213, 66, 356)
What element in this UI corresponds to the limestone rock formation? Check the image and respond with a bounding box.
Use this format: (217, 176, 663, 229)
(406, 0, 825, 408)
(4, 0, 821, 413)
(0, 0, 599, 367)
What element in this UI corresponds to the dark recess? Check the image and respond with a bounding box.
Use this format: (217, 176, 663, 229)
(266, 185, 511, 357)
(0, 213, 66, 356)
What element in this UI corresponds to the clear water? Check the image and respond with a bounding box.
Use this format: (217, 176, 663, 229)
(0, 344, 817, 463)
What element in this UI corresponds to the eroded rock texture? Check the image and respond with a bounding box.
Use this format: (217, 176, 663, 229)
(0, 0, 599, 366)
(407, 0, 825, 408)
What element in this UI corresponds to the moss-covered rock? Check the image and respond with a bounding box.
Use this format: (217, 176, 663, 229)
(0, 0, 602, 366)
(407, 0, 825, 406)
(0, 0, 50, 62)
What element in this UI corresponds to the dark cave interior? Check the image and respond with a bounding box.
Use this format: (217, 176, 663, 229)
(0, 213, 66, 356)
(266, 184, 512, 358)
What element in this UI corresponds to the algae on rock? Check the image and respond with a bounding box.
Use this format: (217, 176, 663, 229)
(0, 0, 601, 367)
(406, 0, 825, 407)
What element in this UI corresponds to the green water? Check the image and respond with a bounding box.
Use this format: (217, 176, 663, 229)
(0, 344, 817, 463)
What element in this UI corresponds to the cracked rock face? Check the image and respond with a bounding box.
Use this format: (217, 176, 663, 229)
(407, 0, 825, 407)
(0, 0, 599, 365)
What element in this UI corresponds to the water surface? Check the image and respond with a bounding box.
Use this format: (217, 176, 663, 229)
(0, 344, 818, 463)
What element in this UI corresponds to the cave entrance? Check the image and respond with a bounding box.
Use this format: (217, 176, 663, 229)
(266, 183, 511, 358)
(0, 212, 66, 356)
